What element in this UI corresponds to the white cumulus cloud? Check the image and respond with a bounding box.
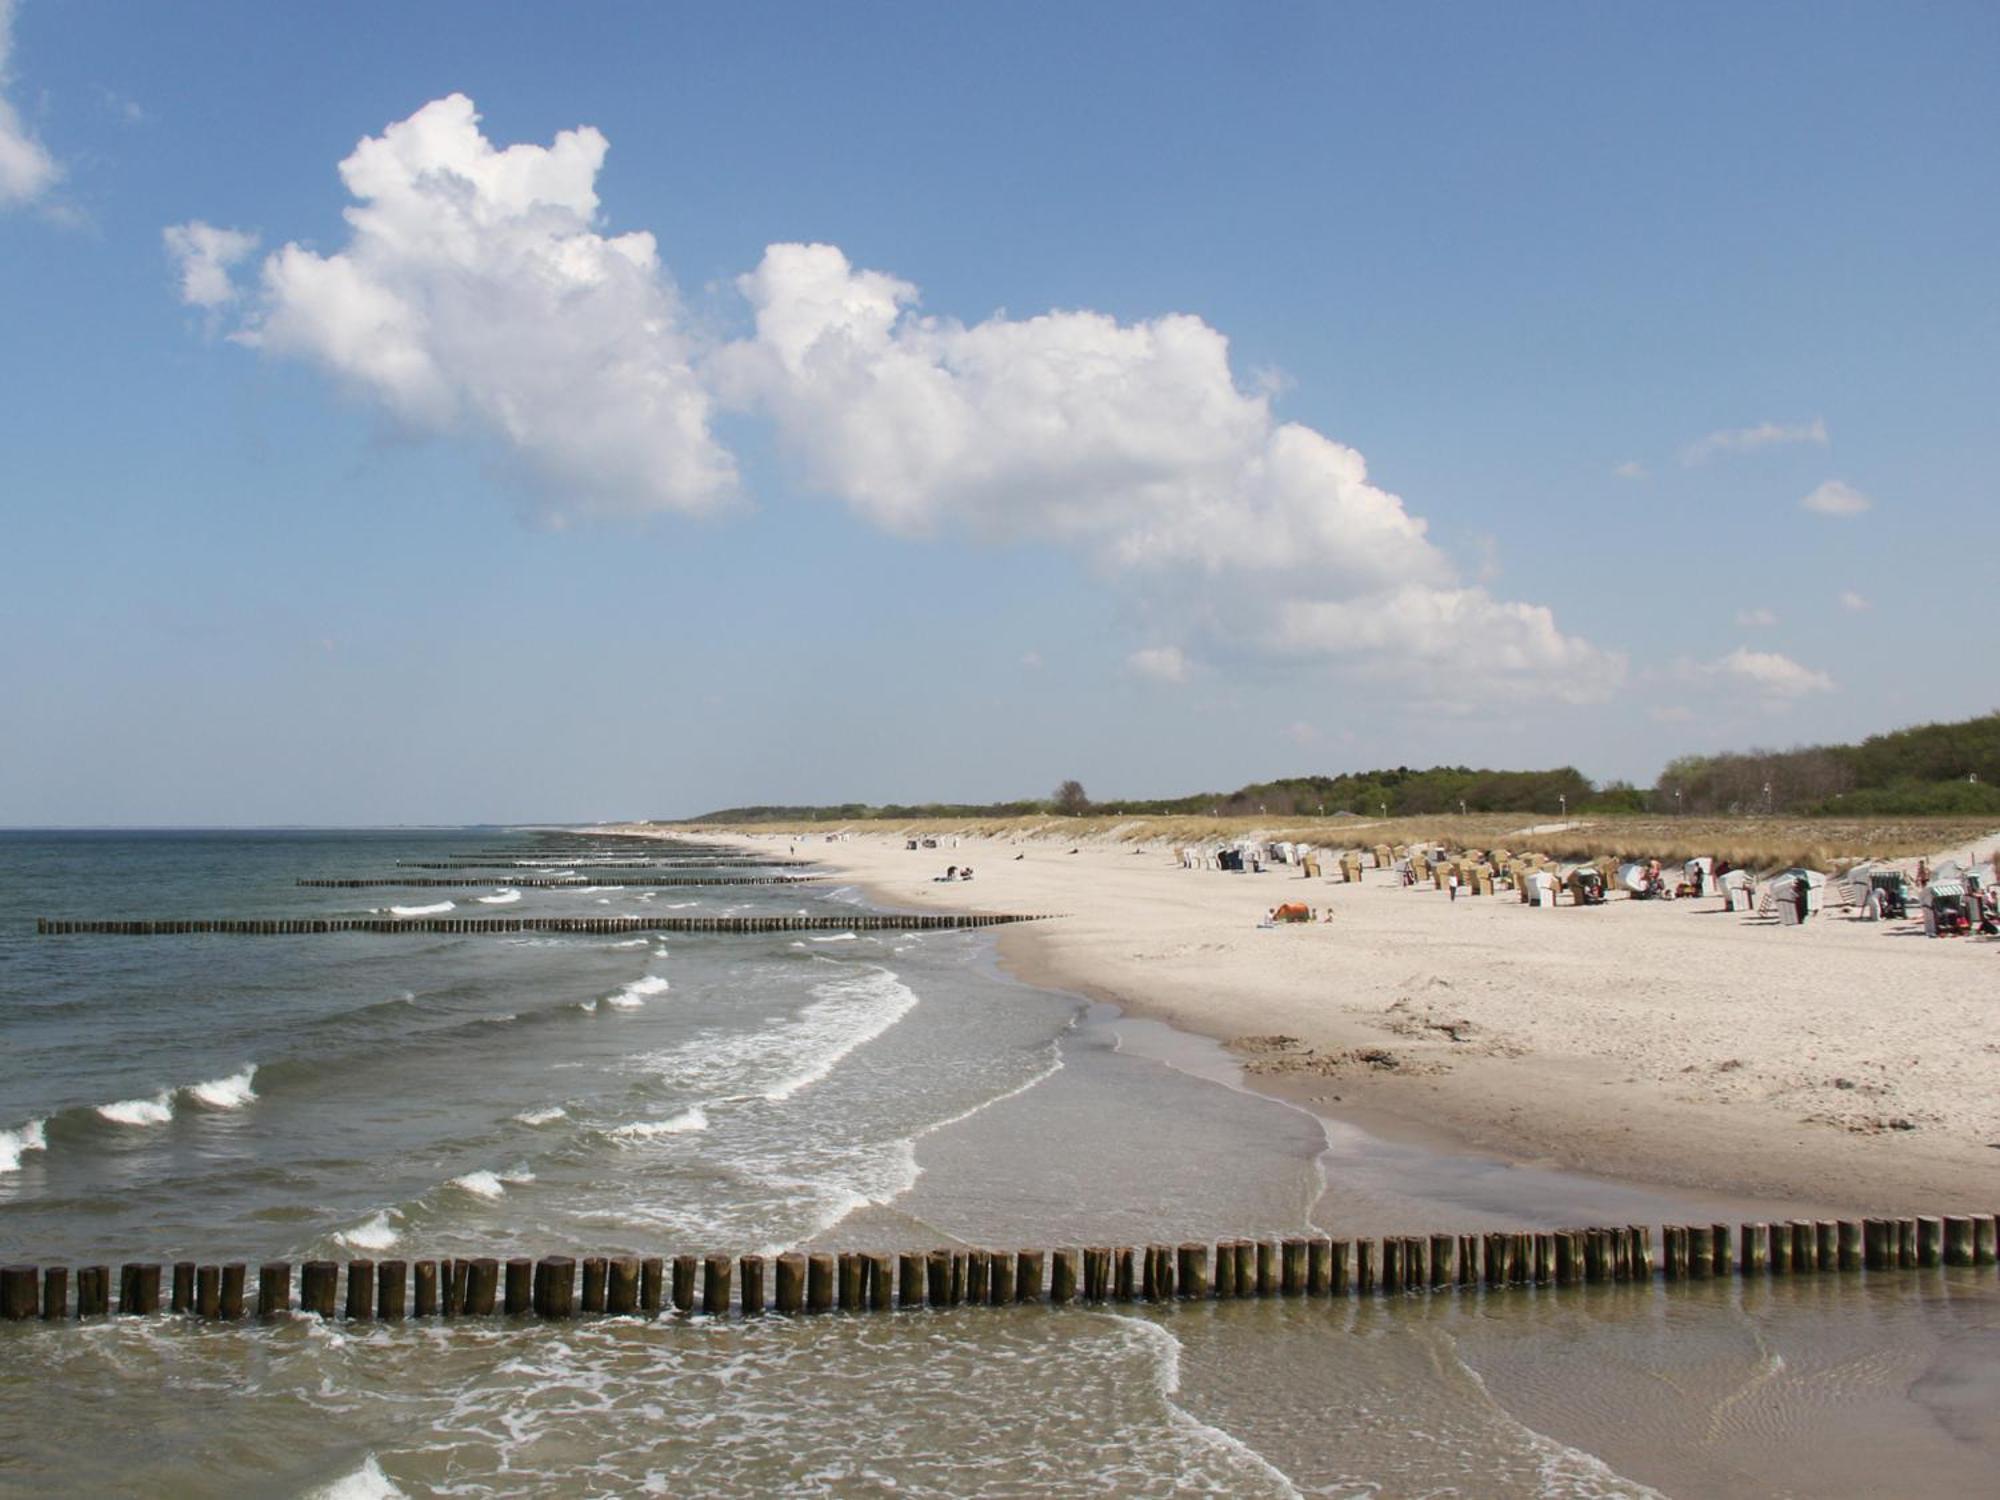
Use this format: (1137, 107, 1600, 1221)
(214, 94, 735, 520)
(1734, 606, 1777, 627)
(1681, 417, 1827, 466)
(1839, 590, 1871, 612)
(164, 221, 259, 308)
(1128, 646, 1190, 683)
(1704, 647, 1835, 699)
(1801, 480, 1871, 516)
(1613, 460, 1646, 480)
(0, 0, 59, 207)
(176, 94, 1620, 705)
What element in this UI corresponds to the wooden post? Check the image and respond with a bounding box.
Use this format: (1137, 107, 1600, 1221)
(671, 1255, 697, 1313)
(988, 1250, 1015, 1305)
(1789, 1220, 1813, 1274)
(1555, 1230, 1578, 1284)
(807, 1253, 835, 1313)
(535, 1256, 576, 1317)
(121, 1263, 161, 1315)
(1306, 1239, 1331, 1297)
(740, 1255, 766, 1316)
(413, 1261, 437, 1317)
(1256, 1241, 1278, 1297)
(448, 1261, 471, 1316)
(1380, 1237, 1403, 1294)
(1898, 1218, 1918, 1268)
(1050, 1248, 1078, 1304)
(951, 1253, 969, 1305)
(1016, 1251, 1045, 1303)
(1743, 1224, 1767, 1274)
(1661, 1226, 1684, 1282)
(1942, 1216, 1974, 1267)
(1483, 1233, 1505, 1288)
(1815, 1221, 1837, 1271)
(607, 1257, 640, 1315)
(1322, 1238, 1346, 1295)
(1630, 1225, 1653, 1279)
(1281, 1237, 1308, 1295)
(899, 1252, 927, 1308)
(1709, 1224, 1731, 1278)
(504, 1258, 532, 1315)
(1432, 1234, 1455, 1289)
(581, 1257, 608, 1314)
(41, 1266, 67, 1321)
(1356, 1238, 1377, 1295)
(775, 1254, 806, 1313)
(1973, 1215, 1997, 1265)
(1763, 1222, 1786, 1277)
(1915, 1217, 1942, 1268)
(925, 1250, 951, 1307)
(375, 1261, 406, 1320)
(1863, 1218, 1891, 1270)
(341, 1261, 372, 1321)
(641, 1257, 664, 1313)
(300, 1261, 336, 1318)
(1687, 1226, 1712, 1280)
(1177, 1243, 1208, 1299)
(465, 1258, 498, 1316)
(703, 1254, 733, 1316)
(1116, 1247, 1137, 1302)
(867, 1253, 894, 1311)
(837, 1252, 865, 1312)
(1837, 1220, 1862, 1271)
(0, 1266, 36, 1321)
(257, 1262, 291, 1319)
(172, 1262, 195, 1314)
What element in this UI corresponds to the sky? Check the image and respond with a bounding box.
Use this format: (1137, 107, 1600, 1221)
(1, 1, 1994, 825)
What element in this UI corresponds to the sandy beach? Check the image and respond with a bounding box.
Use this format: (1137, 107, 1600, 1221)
(647, 824, 2000, 1215)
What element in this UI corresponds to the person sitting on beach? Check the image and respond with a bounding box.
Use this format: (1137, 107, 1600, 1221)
(958, 866, 974, 880)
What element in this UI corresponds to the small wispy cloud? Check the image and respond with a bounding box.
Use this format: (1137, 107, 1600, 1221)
(1613, 460, 1646, 480)
(1128, 645, 1189, 683)
(1838, 590, 1872, 612)
(1734, 606, 1777, 628)
(1699, 647, 1835, 699)
(1681, 417, 1827, 467)
(0, 0, 61, 208)
(164, 220, 260, 309)
(1801, 480, 1872, 517)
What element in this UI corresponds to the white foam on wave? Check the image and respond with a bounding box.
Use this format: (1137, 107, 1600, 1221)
(478, 889, 522, 905)
(0, 1118, 48, 1172)
(448, 1165, 533, 1199)
(336, 1210, 402, 1251)
(809, 932, 857, 943)
(306, 1454, 407, 1500)
(610, 1107, 707, 1141)
(606, 974, 670, 1010)
(97, 1093, 173, 1126)
(390, 901, 455, 917)
(762, 966, 918, 1102)
(1109, 1314, 1305, 1497)
(577, 999, 599, 1013)
(187, 1067, 257, 1110)
(575, 886, 625, 895)
(513, 1106, 567, 1126)
(662, 901, 698, 910)
(608, 938, 649, 948)
(1445, 1335, 1671, 1498)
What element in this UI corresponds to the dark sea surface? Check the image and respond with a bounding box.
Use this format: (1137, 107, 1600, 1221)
(2, 830, 1994, 1498)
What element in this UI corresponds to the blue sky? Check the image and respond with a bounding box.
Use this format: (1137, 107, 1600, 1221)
(1, 1, 1994, 824)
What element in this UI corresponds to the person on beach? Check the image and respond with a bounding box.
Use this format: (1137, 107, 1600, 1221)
(1447, 870, 1460, 902)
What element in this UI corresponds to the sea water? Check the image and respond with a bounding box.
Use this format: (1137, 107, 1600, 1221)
(1, 830, 1994, 1497)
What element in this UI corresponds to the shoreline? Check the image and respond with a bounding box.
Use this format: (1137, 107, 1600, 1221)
(635, 825, 1999, 1218)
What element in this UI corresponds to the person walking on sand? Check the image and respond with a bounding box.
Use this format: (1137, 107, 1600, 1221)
(1447, 869, 1460, 902)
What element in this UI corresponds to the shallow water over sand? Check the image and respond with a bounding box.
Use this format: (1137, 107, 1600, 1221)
(1, 831, 1994, 1497)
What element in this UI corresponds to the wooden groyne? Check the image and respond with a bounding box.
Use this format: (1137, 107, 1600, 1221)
(295, 876, 825, 889)
(394, 861, 809, 871)
(35, 914, 1049, 937)
(6, 1214, 1992, 1324)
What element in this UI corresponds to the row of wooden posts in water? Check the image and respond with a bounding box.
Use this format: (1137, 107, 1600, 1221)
(395, 860, 806, 871)
(34, 914, 1045, 937)
(8, 1214, 1996, 1324)
(293, 875, 825, 889)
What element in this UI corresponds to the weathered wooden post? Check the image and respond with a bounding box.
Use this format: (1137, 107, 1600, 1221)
(534, 1256, 576, 1317)
(807, 1253, 835, 1313)
(1942, 1217, 1974, 1267)
(1863, 1218, 1891, 1270)
(0, 1266, 36, 1321)
(641, 1257, 664, 1313)
(867, 1253, 894, 1310)
(1742, 1224, 1767, 1274)
(1710, 1225, 1732, 1277)
(703, 1254, 733, 1316)
(987, 1250, 1015, 1304)
(837, 1252, 865, 1312)
(1687, 1226, 1713, 1279)
(1916, 1217, 1943, 1268)
(1380, 1237, 1404, 1294)
(464, 1258, 498, 1316)
(341, 1260, 372, 1321)
(739, 1255, 766, 1316)
(300, 1261, 336, 1318)
(1837, 1220, 1862, 1271)
(1016, 1250, 1045, 1303)
(581, 1257, 608, 1314)
(375, 1261, 406, 1320)
(959, 1250, 982, 1305)
(1177, 1243, 1208, 1299)
(1050, 1249, 1078, 1304)
(1255, 1241, 1278, 1298)
(172, 1262, 195, 1314)
(413, 1261, 438, 1317)
(1555, 1231, 1579, 1285)
(1116, 1247, 1137, 1302)
(1306, 1238, 1331, 1297)
(669, 1255, 696, 1313)
(899, 1253, 926, 1308)
(604, 1257, 639, 1315)
(1815, 1221, 1837, 1271)
(1281, 1238, 1308, 1295)
(258, 1263, 291, 1319)
(1789, 1221, 1814, 1274)
(1433, 1234, 1456, 1289)
(41, 1266, 67, 1321)
(1897, 1218, 1918, 1268)
(503, 1258, 532, 1315)
(775, 1254, 806, 1313)
(120, 1263, 161, 1316)
(1356, 1238, 1377, 1295)
(1975, 1214, 1998, 1265)
(1331, 1238, 1352, 1294)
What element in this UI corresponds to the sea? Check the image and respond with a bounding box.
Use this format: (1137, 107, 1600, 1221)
(1, 829, 1995, 1498)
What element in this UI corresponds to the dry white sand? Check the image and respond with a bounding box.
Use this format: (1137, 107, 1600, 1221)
(651, 825, 2000, 1213)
